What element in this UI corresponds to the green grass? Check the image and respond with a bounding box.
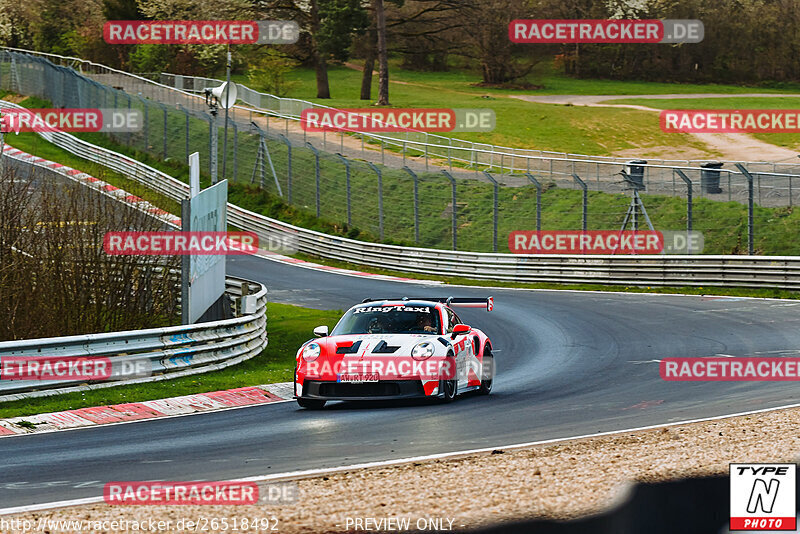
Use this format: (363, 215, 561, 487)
(0, 303, 341, 418)
(233, 62, 800, 156)
(600, 96, 800, 150)
(236, 66, 706, 156)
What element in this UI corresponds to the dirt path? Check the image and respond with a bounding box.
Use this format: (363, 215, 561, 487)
(513, 94, 800, 162)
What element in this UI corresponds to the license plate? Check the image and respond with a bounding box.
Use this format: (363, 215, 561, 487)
(339, 373, 379, 383)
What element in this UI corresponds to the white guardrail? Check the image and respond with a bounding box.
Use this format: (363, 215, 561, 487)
(3, 100, 797, 292)
(0, 278, 267, 399)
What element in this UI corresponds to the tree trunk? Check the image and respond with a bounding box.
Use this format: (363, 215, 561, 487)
(375, 0, 389, 105)
(360, 4, 377, 101)
(309, 0, 331, 99)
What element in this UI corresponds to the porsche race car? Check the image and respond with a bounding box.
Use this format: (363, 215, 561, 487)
(294, 297, 495, 409)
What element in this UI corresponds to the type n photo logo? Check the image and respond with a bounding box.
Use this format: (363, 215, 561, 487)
(730, 463, 797, 531)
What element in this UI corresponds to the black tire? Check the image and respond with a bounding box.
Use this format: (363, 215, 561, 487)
(438, 353, 458, 402)
(479, 347, 495, 395)
(297, 398, 326, 410)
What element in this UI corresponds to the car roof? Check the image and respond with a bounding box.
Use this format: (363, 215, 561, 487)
(351, 300, 443, 309)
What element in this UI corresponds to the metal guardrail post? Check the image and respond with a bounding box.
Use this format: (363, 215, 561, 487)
(367, 162, 384, 240)
(336, 153, 352, 226)
(142, 97, 149, 150)
(483, 171, 499, 252)
(572, 173, 588, 232)
(161, 103, 168, 159)
(403, 166, 419, 243)
(674, 169, 693, 233)
(441, 170, 458, 250)
(307, 142, 321, 218)
(735, 163, 755, 255)
(525, 173, 542, 232)
(277, 134, 292, 203)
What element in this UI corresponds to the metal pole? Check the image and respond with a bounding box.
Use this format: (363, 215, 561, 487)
(525, 173, 542, 231)
(572, 173, 587, 232)
(367, 162, 384, 240)
(336, 153, 351, 226)
(180, 199, 191, 325)
(441, 170, 458, 250)
(403, 166, 419, 243)
(210, 111, 218, 183)
(674, 169, 693, 234)
(483, 171, 499, 252)
(307, 142, 320, 218)
(278, 134, 292, 203)
(222, 48, 232, 178)
(735, 163, 755, 255)
(162, 104, 168, 159)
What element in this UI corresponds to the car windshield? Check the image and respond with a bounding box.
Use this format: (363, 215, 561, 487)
(331, 305, 441, 335)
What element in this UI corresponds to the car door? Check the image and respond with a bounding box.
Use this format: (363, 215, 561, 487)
(445, 307, 472, 389)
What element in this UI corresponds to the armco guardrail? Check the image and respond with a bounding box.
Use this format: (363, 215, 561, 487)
(3, 102, 798, 291)
(0, 277, 267, 399)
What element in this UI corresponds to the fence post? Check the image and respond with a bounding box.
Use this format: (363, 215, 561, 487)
(483, 171, 499, 252)
(735, 163, 755, 255)
(674, 169, 693, 234)
(336, 153, 352, 226)
(525, 173, 542, 231)
(402, 166, 419, 243)
(232, 122, 238, 182)
(162, 103, 168, 159)
(278, 134, 292, 204)
(572, 173, 588, 232)
(180, 105, 189, 163)
(142, 97, 149, 151)
(367, 162, 384, 240)
(307, 141, 321, 218)
(441, 170, 458, 250)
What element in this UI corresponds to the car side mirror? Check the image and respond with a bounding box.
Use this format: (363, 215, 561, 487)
(313, 325, 329, 337)
(451, 324, 471, 337)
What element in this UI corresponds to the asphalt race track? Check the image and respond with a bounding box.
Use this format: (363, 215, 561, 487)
(2, 252, 800, 508)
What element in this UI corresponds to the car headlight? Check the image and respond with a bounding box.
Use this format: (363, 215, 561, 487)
(302, 342, 321, 361)
(411, 341, 435, 360)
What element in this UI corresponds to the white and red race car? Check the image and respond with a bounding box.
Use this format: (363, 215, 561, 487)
(294, 297, 495, 409)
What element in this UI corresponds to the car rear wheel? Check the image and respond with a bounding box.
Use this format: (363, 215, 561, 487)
(479, 347, 494, 395)
(297, 398, 326, 409)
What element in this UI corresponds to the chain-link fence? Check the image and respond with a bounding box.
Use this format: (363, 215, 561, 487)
(3, 49, 800, 256)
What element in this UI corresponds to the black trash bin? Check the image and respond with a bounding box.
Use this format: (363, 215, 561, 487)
(625, 160, 647, 190)
(700, 161, 724, 194)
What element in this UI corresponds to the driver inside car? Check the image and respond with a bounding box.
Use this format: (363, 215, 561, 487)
(414, 313, 437, 333)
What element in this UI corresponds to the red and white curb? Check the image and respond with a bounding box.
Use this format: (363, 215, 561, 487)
(0, 383, 293, 437)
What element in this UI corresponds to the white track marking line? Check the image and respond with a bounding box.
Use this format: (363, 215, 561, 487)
(5, 399, 800, 516)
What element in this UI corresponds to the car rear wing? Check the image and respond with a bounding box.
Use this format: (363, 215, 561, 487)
(361, 297, 494, 311)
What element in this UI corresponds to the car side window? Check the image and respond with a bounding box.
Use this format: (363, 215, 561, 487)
(445, 307, 460, 333)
